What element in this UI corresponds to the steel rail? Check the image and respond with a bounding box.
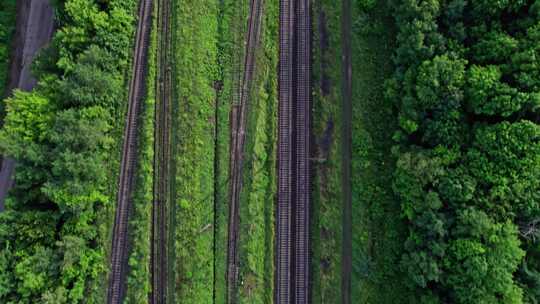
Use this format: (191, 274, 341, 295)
(293, 0, 311, 302)
(276, 0, 294, 302)
(277, 0, 311, 303)
(107, 0, 153, 302)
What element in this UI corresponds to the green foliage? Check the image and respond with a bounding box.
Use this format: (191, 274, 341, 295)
(0, 0, 138, 302)
(56, 46, 124, 109)
(390, 0, 540, 302)
(466, 122, 540, 218)
(42, 106, 112, 211)
(173, 0, 218, 302)
(467, 65, 536, 117)
(0, 0, 16, 95)
(0, 91, 52, 146)
(444, 209, 524, 304)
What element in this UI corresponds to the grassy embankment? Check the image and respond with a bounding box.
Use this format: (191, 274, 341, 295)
(172, 0, 218, 302)
(123, 0, 158, 302)
(350, 1, 410, 303)
(236, 0, 278, 303)
(311, 0, 343, 302)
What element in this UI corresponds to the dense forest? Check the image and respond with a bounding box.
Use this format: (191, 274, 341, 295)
(388, 0, 540, 302)
(0, 0, 138, 302)
(0, 0, 538, 303)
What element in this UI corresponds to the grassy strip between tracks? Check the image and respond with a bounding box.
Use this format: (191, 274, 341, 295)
(214, 0, 247, 302)
(349, 1, 410, 303)
(237, 0, 278, 302)
(311, 0, 343, 302)
(123, 0, 158, 302)
(172, 0, 218, 302)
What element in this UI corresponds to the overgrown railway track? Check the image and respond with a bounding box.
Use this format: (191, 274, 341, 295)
(107, 0, 153, 302)
(226, 0, 265, 302)
(277, 0, 311, 303)
(151, 0, 172, 302)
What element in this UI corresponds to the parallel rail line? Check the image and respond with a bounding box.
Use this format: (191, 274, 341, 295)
(151, 0, 172, 302)
(226, 0, 265, 302)
(107, 0, 153, 302)
(277, 0, 311, 303)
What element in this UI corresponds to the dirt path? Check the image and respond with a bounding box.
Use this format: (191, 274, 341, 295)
(107, 0, 153, 302)
(340, 0, 353, 302)
(0, 0, 54, 211)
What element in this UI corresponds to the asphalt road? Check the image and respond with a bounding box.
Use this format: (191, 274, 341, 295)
(0, 0, 54, 211)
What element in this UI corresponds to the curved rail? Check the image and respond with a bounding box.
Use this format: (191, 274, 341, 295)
(107, 0, 153, 302)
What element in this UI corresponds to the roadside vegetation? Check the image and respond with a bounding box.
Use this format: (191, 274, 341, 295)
(0, 0, 138, 302)
(388, 0, 540, 302)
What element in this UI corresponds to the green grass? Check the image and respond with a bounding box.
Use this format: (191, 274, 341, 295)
(349, 1, 411, 303)
(237, 0, 278, 302)
(311, 0, 343, 302)
(172, 0, 218, 302)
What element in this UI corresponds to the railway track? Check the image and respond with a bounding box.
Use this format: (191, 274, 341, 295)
(107, 0, 153, 302)
(277, 0, 311, 303)
(151, 0, 172, 302)
(226, 0, 265, 302)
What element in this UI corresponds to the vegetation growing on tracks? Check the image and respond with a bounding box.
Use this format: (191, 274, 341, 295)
(0, 0, 16, 96)
(236, 0, 278, 302)
(388, 0, 540, 302)
(0, 0, 139, 302)
(172, 0, 218, 302)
